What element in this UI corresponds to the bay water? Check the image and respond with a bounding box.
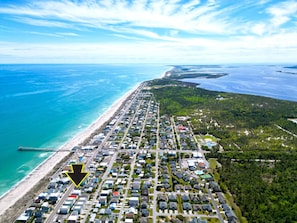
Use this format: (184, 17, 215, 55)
(182, 64, 297, 102)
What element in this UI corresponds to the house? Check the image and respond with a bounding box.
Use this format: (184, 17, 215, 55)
(141, 209, 149, 217)
(159, 201, 167, 210)
(59, 205, 70, 214)
(222, 204, 231, 212)
(210, 182, 221, 192)
(99, 196, 107, 206)
(139, 217, 148, 223)
(162, 183, 170, 189)
(47, 181, 57, 189)
(125, 211, 135, 219)
(185, 185, 192, 191)
(193, 184, 202, 191)
(183, 202, 192, 211)
(225, 210, 238, 223)
(143, 181, 152, 188)
(169, 202, 178, 210)
(105, 180, 114, 189)
(190, 195, 200, 204)
(216, 192, 226, 204)
(89, 213, 96, 223)
(38, 192, 47, 201)
(71, 189, 81, 196)
(110, 198, 119, 204)
(201, 195, 209, 203)
(141, 188, 149, 196)
(48, 192, 59, 204)
(128, 197, 139, 207)
(189, 217, 208, 223)
(112, 191, 120, 197)
(182, 175, 190, 182)
(175, 184, 184, 191)
(192, 204, 202, 212)
(202, 204, 212, 212)
(157, 194, 167, 202)
(162, 174, 169, 179)
(181, 194, 190, 202)
(41, 202, 50, 213)
(67, 215, 79, 223)
(105, 208, 112, 215)
(132, 182, 141, 191)
(200, 174, 213, 181)
(35, 217, 43, 223)
(107, 216, 115, 223)
(34, 210, 43, 218)
(109, 203, 117, 210)
(140, 201, 148, 209)
(101, 190, 110, 196)
(73, 205, 83, 214)
(162, 179, 170, 184)
(141, 196, 149, 203)
(16, 213, 30, 223)
(168, 194, 177, 201)
(99, 208, 106, 215)
(127, 207, 138, 214)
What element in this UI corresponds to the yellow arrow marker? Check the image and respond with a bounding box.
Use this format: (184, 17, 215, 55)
(65, 164, 90, 187)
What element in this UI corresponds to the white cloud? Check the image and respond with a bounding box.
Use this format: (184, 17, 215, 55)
(11, 17, 75, 29)
(1, 31, 297, 64)
(267, 0, 297, 27)
(251, 23, 266, 36)
(0, 1, 297, 63)
(29, 31, 63, 37)
(0, 0, 231, 34)
(112, 34, 144, 41)
(57, 32, 79, 36)
(169, 30, 179, 37)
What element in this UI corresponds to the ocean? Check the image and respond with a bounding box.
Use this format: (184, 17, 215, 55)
(181, 64, 297, 102)
(0, 64, 166, 196)
(0, 64, 296, 197)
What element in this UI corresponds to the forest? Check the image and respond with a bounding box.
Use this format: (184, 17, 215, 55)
(148, 78, 297, 223)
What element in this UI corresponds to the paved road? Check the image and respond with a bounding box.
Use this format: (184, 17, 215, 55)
(45, 84, 144, 222)
(156, 212, 220, 218)
(45, 184, 74, 223)
(117, 94, 151, 222)
(206, 185, 224, 223)
(275, 124, 297, 138)
(117, 152, 138, 223)
(152, 102, 160, 223)
(43, 83, 227, 223)
(82, 85, 144, 222)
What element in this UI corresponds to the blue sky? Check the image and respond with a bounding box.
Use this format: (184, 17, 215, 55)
(0, 0, 297, 63)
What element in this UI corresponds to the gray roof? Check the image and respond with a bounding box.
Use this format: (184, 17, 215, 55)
(183, 202, 192, 210)
(169, 202, 178, 210)
(159, 201, 168, 210)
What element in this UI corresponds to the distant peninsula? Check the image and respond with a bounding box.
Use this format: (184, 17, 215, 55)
(163, 65, 228, 79)
(278, 65, 297, 75)
(284, 65, 297, 69)
(277, 70, 297, 75)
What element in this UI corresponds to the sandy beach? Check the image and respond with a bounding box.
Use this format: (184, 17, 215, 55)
(0, 83, 140, 218)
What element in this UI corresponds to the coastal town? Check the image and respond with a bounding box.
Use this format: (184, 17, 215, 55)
(9, 82, 237, 223)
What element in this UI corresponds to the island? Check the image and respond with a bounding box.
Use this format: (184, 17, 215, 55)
(163, 65, 228, 79)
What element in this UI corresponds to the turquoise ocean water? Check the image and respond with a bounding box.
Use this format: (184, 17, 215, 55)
(0, 64, 166, 196)
(1, 64, 296, 197)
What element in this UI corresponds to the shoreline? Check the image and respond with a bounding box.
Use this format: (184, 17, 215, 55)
(0, 83, 141, 217)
